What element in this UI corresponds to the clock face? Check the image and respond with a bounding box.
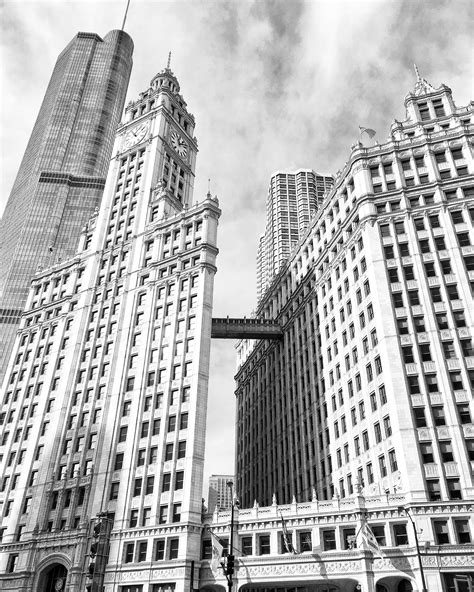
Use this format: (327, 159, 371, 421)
(123, 122, 149, 149)
(170, 130, 188, 158)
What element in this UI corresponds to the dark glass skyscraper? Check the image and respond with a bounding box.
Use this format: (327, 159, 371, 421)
(0, 29, 133, 383)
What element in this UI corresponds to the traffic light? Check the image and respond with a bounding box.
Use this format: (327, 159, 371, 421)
(226, 554, 234, 575)
(87, 518, 102, 579)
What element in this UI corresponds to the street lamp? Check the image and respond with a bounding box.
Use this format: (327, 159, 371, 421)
(397, 506, 428, 592)
(225, 480, 237, 592)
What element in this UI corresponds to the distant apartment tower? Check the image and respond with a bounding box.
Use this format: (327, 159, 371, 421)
(207, 474, 234, 513)
(236, 71, 474, 509)
(0, 30, 134, 384)
(0, 62, 220, 592)
(256, 169, 333, 301)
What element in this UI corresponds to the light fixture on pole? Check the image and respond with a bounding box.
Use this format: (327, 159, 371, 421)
(397, 506, 428, 592)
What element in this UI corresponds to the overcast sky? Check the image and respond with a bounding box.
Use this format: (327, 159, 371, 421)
(1, 0, 472, 501)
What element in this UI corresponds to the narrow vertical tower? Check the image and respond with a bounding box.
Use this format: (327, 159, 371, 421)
(0, 63, 220, 592)
(0, 30, 134, 384)
(256, 169, 333, 302)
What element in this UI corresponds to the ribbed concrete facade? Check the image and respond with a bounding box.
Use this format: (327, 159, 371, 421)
(256, 169, 333, 302)
(0, 30, 133, 384)
(236, 72, 474, 524)
(0, 64, 220, 592)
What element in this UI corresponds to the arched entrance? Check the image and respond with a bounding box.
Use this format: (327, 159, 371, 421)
(397, 581, 413, 592)
(36, 563, 68, 592)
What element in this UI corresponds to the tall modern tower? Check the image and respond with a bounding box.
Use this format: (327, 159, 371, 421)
(0, 30, 134, 384)
(236, 71, 474, 515)
(0, 57, 220, 592)
(256, 169, 333, 301)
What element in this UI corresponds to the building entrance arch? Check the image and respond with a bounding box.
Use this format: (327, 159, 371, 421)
(376, 576, 415, 592)
(35, 562, 68, 592)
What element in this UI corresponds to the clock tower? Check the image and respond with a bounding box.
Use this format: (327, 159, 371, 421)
(118, 63, 198, 219)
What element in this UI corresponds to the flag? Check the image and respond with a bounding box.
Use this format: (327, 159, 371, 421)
(359, 521, 382, 555)
(359, 126, 376, 139)
(210, 535, 225, 575)
(280, 511, 296, 554)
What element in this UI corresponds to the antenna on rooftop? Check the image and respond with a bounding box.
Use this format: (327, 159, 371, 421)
(121, 0, 131, 31)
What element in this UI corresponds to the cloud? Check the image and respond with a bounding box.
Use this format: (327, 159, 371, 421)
(1, 0, 473, 495)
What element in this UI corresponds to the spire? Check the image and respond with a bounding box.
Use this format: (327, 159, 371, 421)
(412, 63, 436, 96)
(121, 0, 131, 30)
(414, 63, 421, 81)
(166, 51, 172, 70)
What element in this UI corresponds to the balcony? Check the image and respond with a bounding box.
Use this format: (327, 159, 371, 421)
(405, 363, 418, 374)
(444, 462, 459, 477)
(429, 392, 443, 405)
(411, 395, 424, 406)
(462, 424, 474, 438)
(465, 357, 474, 368)
(454, 390, 470, 402)
(424, 464, 439, 477)
(417, 332, 430, 343)
(446, 358, 461, 370)
(423, 361, 437, 373)
(428, 276, 440, 286)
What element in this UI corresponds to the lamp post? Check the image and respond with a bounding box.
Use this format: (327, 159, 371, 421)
(398, 506, 428, 592)
(226, 480, 236, 592)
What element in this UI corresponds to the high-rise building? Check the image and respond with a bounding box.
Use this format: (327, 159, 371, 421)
(236, 71, 474, 511)
(0, 61, 220, 592)
(256, 169, 333, 302)
(207, 474, 234, 513)
(0, 30, 134, 384)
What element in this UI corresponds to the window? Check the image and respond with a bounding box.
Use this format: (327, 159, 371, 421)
(379, 455, 387, 477)
(7, 554, 18, 573)
(172, 503, 181, 523)
(130, 509, 139, 527)
(433, 520, 450, 544)
(413, 407, 426, 427)
(322, 529, 336, 551)
(447, 478, 462, 500)
(169, 538, 179, 559)
(110, 482, 119, 500)
(133, 478, 142, 496)
(136, 541, 148, 562)
(388, 449, 398, 472)
(432, 406, 446, 426)
(146, 476, 154, 495)
(427, 479, 441, 501)
(454, 520, 471, 544)
(175, 471, 184, 490)
(119, 426, 128, 442)
(114, 453, 124, 470)
(124, 542, 135, 563)
(408, 376, 421, 395)
(393, 524, 408, 545)
(154, 539, 166, 560)
(420, 442, 434, 463)
(241, 536, 253, 556)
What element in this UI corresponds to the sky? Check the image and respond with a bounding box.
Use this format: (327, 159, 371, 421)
(1, 0, 473, 500)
